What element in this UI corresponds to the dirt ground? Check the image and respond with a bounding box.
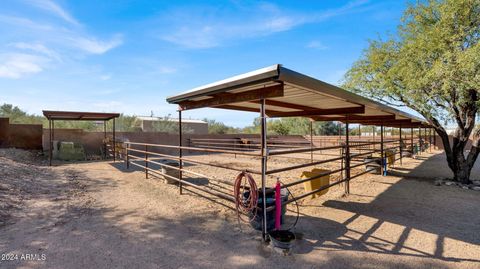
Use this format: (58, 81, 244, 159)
(0, 148, 479, 269)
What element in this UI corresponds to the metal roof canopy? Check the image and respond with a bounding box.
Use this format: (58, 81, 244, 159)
(167, 64, 430, 127)
(42, 110, 120, 166)
(43, 110, 120, 121)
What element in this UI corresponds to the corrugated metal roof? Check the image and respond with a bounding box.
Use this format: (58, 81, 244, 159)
(43, 110, 120, 120)
(166, 64, 429, 127)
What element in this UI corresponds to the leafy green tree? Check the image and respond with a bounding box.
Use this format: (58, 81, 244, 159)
(344, 0, 480, 183)
(316, 121, 342, 136)
(203, 118, 238, 134)
(0, 104, 44, 124)
(115, 114, 139, 132)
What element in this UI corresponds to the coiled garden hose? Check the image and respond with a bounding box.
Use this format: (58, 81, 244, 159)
(234, 171, 258, 223)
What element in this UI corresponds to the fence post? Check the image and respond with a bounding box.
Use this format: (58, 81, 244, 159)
(310, 120, 314, 163)
(381, 124, 385, 176)
(178, 110, 183, 195)
(345, 119, 350, 195)
(145, 145, 148, 179)
(125, 143, 129, 169)
(113, 118, 116, 162)
(399, 126, 403, 165)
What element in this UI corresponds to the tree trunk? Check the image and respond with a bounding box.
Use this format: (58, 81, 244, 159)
(453, 151, 471, 184)
(435, 127, 480, 185)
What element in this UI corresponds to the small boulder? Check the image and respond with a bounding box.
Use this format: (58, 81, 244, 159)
(444, 181, 456, 186)
(472, 186, 480, 191)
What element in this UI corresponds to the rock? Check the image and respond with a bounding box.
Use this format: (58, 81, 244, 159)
(462, 185, 470, 190)
(434, 179, 443, 186)
(472, 186, 480, 191)
(472, 180, 480, 186)
(445, 181, 456, 186)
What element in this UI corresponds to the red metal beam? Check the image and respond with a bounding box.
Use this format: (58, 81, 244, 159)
(249, 99, 318, 111)
(178, 84, 284, 111)
(311, 115, 395, 122)
(267, 105, 365, 118)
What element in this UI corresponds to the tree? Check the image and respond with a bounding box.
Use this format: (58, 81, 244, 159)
(344, 0, 480, 183)
(115, 114, 139, 132)
(0, 104, 44, 124)
(203, 118, 238, 134)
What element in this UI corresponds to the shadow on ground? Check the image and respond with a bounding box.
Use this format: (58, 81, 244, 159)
(2, 151, 478, 268)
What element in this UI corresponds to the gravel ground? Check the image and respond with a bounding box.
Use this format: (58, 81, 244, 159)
(0, 148, 479, 269)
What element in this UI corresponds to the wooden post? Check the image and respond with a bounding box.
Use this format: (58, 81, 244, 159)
(260, 99, 268, 241)
(178, 110, 183, 195)
(433, 127, 436, 150)
(372, 126, 375, 151)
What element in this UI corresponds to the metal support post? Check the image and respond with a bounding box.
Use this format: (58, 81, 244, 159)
(145, 145, 148, 179)
(260, 99, 268, 241)
(178, 109, 183, 195)
(113, 118, 116, 162)
(381, 124, 385, 176)
(399, 126, 403, 165)
(310, 120, 313, 163)
(345, 119, 350, 195)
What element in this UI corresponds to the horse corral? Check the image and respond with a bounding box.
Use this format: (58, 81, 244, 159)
(1, 65, 479, 269)
(119, 65, 437, 242)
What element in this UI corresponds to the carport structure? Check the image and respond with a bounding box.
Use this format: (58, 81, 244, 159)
(124, 64, 434, 241)
(43, 110, 120, 166)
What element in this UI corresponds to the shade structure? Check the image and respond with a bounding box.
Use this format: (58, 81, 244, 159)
(43, 110, 120, 121)
(42, 110, 120, 166)
(167, 64, 430, 127)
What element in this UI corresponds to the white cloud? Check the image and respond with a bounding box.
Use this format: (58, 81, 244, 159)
(157, 0, 371, 49)
(0, 53, 48, 79)
(100, 74, 112, 81)
(0, 15, 55, 31)
(157, 66, 177, 74)
(306, 41, 328, 50)
(10, 42, 62, 61)
(70, 34, 123, 54)
(25, 0, 80, 26)
(0, 1, 123, 79)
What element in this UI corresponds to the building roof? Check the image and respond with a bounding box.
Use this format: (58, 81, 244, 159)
(136, 116, 207, 124)
(167, 64, 430, 127)
(43, 110, 120, 121)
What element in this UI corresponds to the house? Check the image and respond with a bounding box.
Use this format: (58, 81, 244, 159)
(136, 116, 208, 134)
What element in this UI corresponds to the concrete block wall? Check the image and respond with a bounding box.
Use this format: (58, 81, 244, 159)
(0, 118, 43, 150)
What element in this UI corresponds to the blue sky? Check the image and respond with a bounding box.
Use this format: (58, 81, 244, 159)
(0, 0, 408, 127)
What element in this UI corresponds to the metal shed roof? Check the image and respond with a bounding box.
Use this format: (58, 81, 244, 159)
(167, 64, 429, 127)
(43, 110, 120, 121)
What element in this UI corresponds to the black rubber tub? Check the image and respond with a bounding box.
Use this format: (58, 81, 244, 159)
(243, 188, 289, 231)
(268, 230, 296, 250)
